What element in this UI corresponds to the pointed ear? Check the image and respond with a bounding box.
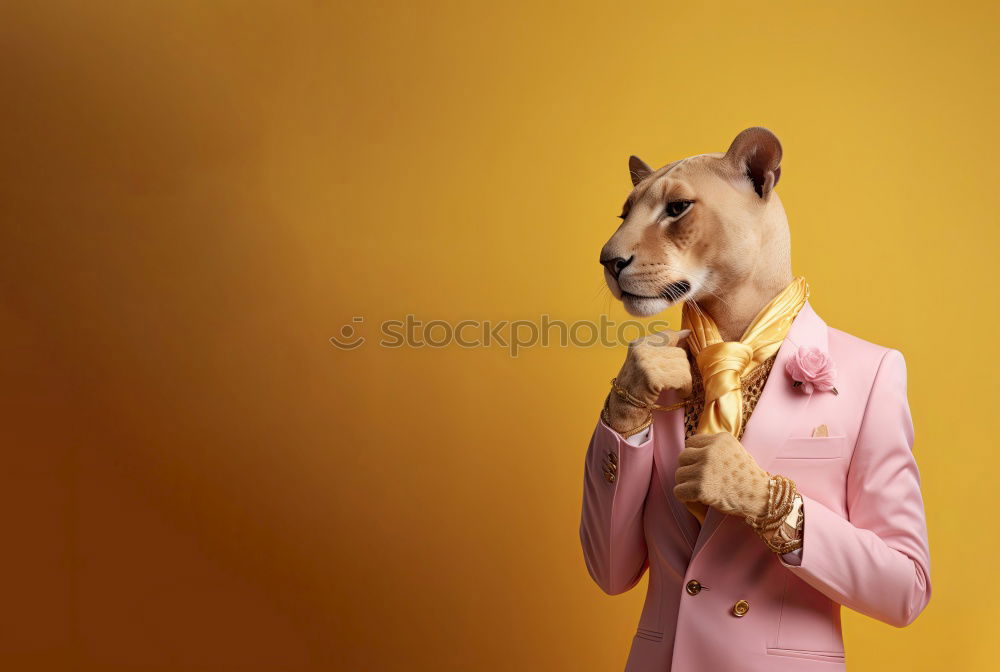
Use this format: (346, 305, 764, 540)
(724, 127, 783, 198)
(628, 155, 654, 187)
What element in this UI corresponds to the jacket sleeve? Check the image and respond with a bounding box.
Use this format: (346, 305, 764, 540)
(781, 349, 931, 626)
(579, 418, 654, 595)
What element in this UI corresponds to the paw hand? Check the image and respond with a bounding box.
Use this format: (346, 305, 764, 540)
(673, 432, 770, 519)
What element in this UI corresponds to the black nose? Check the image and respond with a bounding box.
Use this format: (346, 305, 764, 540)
(600, 255, 634, 279)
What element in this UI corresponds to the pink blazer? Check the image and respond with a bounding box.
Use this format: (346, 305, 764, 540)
(580, 303, 931, 671)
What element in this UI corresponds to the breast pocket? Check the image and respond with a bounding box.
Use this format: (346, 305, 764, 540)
(771, 436, 850, 511)
(774, 436, 848, 460)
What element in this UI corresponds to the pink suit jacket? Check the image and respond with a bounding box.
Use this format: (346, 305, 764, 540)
(580, 303, 931, 671)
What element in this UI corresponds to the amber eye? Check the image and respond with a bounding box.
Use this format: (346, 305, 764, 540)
(664, 200, 692, 218)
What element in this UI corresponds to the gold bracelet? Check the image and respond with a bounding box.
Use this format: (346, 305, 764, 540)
(745, 475, 802, 553)
(764, 498, 804, 554)
(601, 393, 653, 438)
(769, 506, 804, 554)
(609, 378, 652, 409)
(609, 378, 689, 413)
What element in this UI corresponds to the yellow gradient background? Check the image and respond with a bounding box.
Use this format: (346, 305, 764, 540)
(1, 2, 997, 670)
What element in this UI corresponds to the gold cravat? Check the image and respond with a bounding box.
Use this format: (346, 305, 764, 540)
(682, 277, 809, 439)
(680, 277, 809, 522)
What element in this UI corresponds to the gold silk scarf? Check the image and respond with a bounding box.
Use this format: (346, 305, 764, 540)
(681, 277, 809, 440)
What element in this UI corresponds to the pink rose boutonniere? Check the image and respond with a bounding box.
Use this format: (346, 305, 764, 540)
(785, 346, 838, 395)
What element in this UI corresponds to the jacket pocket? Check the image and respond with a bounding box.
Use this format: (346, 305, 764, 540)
(773, 572, 846, 664)
(634, 627, 663, 643)
(766, 647, 845, 663)
(774, 436, 847, 460)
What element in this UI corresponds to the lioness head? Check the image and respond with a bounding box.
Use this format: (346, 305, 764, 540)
(600, 127, 793, 319)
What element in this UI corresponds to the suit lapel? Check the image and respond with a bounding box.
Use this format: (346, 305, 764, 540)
(689, 301, 829, 560)
(652, 388, 701, 551)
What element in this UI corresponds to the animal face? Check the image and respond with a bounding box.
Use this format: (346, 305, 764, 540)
(600, 127, 790, 317)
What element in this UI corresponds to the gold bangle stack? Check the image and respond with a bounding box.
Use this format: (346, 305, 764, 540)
(745, 475, 803, 554)
(772, 496, 805, 553)
(602, 378, 689, 438)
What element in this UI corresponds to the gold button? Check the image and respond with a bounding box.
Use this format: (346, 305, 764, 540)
(604, 471, 616, 483)
(685, 580, 702, 595)
(732, 599, 750, 617)
(607, 452, 618, 465)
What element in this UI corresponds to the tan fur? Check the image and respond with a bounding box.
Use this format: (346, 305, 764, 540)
(601, 127, 792, 341)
